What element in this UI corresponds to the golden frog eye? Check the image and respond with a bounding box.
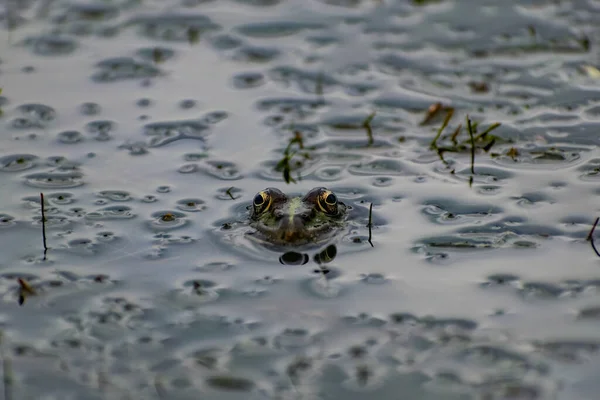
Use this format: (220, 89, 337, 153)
(317, 189, 338, 215)
(253, 190, 272, 214)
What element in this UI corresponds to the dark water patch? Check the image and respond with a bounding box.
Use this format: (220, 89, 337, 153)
(360, 273, 387, 285)
(143, 119, 209, 147)
(86, 205, 135, 220)
(519, 282, 566, 300)
(24, 172, 85, 189)
(85, 120, 116, 141)
(210, 34, 243, 50)
(236, 21, 325, 38)
(130, 14, 221, 42)
(234, 0, 281, 5)
(118, 141, 149, 156)
(22, 35, 78, 56)
(206, 375, 255, 392)
(257, 97, 328, 118)
(0, 154, 38, 172)
(348, 159, 410, 176)
(454, 165, 514, 184)
(170, 279, 221, 304)
(148, 210, 189, 231)
(98, 190, 132, 202)
(23, 192, 76, 206)
(511, 192, 554, 208)
(578, 307, 600, 320)
(493, 144, 586, 168)
(179, 99, 197, 109)
(577, 158, 600, 181)
(480, 274, 521, 289)
(534, 340, 600, 364)
(176, 198, 207, 212)
(13, 103, 57, 129)
(232, 72, 265, 89)
(96, 231, 117, 243)
(58, 3, 120, 23)
(257, 154, 321, 182)
(202, 111, 229, 125)
(270, 66, 338, 94)
(32, 214, 70, 228)
(313, 166, 344, 181)
(91, 57, 163, 82)
(178, 163, 199, 173)
(136, 47, 176, 63)
(318, 0, 362, 7)
(457, 345, 548, 375)
(184, 153, 208, 163)
(196, 261, 236, 272)
(233, 46, 280, 63)
(421, 198, 502, 225)
(0, 214, 16, 228)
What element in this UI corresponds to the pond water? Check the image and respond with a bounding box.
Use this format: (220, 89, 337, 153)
(1, 0, 600, 398)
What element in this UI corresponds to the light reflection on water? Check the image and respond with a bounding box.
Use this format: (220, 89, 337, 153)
(1, 0, 600, 398)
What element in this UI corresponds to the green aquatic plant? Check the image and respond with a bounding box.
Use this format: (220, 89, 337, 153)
(425, 105, 503, 181)
(362, 112, 376, 147)
(275, 131, 309, 184)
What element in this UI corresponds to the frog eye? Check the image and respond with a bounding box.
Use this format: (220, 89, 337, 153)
(317, 189, 338, 215)
(253, 190, 272, 214)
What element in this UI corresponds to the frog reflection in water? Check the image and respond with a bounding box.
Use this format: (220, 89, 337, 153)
(249, 187, 347, 247)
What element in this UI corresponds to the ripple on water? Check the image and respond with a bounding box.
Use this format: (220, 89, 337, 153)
(233, 45, 280, 63)
(91, 57, 163, 82)
(201, 160, 243, 180)
(22, 35, 78, 56)
(176, 198, 207, 212)
(130, 14, 221, 42)
(237, 21, 325, 38)
(97, 190, 131, 202)
(24, 172, 84, 189)
(348, 159, 409, 176)
(13, 103, 57, 129)
(148, 211, 189, 231)
(136, 47, 176, 63)
(85, 205, 135, 220)
(0, 154, 38, 172)
(421, 198, 503, 225)
(232, 72, 265, 89)
(143, 119, 209, 147)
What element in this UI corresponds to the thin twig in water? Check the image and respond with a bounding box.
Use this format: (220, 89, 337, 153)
(362, 112, 376, 147)
(466, 116, 476, 175)
(587, 217, 600, 258)
(0, 331, 13, 400)
(40, 193, 48, 259)
(225, 187, 235, 200)
(367, 203, 374, 247)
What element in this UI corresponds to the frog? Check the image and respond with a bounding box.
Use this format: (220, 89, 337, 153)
(249, 187, 347, 247)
